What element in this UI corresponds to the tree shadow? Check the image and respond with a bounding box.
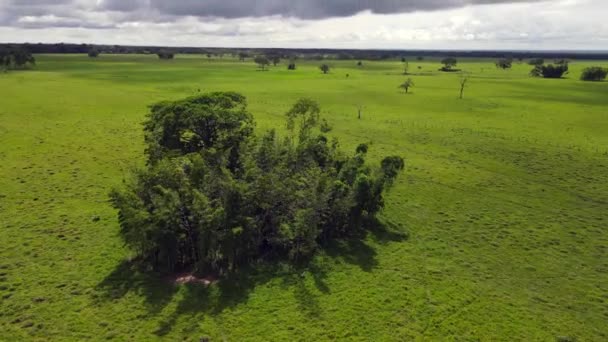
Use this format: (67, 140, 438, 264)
(94, 259, 178, 315)
(95, 217, 407, 336)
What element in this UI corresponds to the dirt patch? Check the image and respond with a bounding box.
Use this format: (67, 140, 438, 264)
(171, 273, 217, 286)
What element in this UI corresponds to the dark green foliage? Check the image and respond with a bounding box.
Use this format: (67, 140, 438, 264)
(157, 51, 174, 60)
(398, 78, 415, 93)
(88, 49, 100, 58)
(268, 54, 281, 66)
(287, 62, 296, 70)
(440, 57, 458, 71)
(495, 58, 513, 70)
(528, 58, 544, 66)
(319, 64, 330, 74)
(580, 67, 607, 81)
(0, 47, 35, 71)
(111, 93, 405, 274)
(254, 56, 270, 70)
(530, 63, 569, 78)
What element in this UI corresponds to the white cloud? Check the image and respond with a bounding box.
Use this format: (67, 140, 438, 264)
(0, 0, 606, 49)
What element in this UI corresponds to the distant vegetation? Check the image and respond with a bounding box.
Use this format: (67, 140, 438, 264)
(88, 49, 100, 58)
(157, 51, 175, 60)
(530, 61, 569, 78)
(0, 47, 35, 71)
(495, 58, 513, 70)
(320, 64, 330, 74)
(440, 57, 459, 72)
(110, 93, 404, 274)
(398, 78, 415, 93)
(580, 66, 608, 81)
(254, 56, 270, 70)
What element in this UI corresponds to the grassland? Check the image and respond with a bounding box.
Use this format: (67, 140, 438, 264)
(1, 54, 607, 341)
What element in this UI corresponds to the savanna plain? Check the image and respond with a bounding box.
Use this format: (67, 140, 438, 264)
(1, 54, 607, 341)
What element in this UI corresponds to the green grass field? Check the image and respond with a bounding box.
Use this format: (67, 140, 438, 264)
(1, 54, 607, 341)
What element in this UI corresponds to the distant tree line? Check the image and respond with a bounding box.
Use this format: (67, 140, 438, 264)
(4, 43, 608, 60)
(110, 92, 405, 274)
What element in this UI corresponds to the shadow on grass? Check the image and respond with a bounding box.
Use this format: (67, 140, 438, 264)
(94, 217, 408, 336)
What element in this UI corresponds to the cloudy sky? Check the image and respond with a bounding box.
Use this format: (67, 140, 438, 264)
(0, 0, 606, 50)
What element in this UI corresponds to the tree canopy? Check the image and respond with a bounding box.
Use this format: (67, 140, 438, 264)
(495, 58, 513, 70)
(111, 92, 405, 274)
(0, 47, 35, 71)
(530, 62, 569, 78)
(319, 64, 330, 74)
(254, 56, 270, 70)
(440, 57, 458, 72)
(580, 66, 608, 82)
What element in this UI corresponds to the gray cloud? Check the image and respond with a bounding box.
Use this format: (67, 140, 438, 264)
(101, 0, 543, 19)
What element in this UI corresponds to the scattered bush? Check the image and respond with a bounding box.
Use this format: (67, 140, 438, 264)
(88, 49, 100, 58)
(110, 92, 405, 274)
(580, 66, 607, 81)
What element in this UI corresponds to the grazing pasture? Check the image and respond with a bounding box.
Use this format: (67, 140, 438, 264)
(1, 54, 607, 341)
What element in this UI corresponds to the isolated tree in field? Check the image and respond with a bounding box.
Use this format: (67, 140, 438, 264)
(320, 64, 330, 74)
(440, 57, 458, 71)
(398, 78, 415, 94)
(238, 52, 248, 61)
(88, 48, 100, 58)
(530, 62, 569, 78)
(287, 60, 296, 70)
(254, 56, 270, 71)
(357, 61, 363, 67)
(403, 60, 409, 75)
(157, 51, 174, 60)
(269, 54, 281, 66)
(110, 92, 405, 273)
(459, 75, 469, 99)
(580, 67, 608, 81)
(355, 104, 364, 119)
(495, 58, 513, 70)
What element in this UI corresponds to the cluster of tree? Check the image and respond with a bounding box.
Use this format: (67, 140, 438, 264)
(157, 51, 175, 60)
(440, 57, 459, 72)
(88, 48, 100, 58)
(0, 47, 35, 71)
(495, 58, 513, 70)
(580, 66, 608, 82)
(530, 60, 569, 78)
(110, 92, 405, 274)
